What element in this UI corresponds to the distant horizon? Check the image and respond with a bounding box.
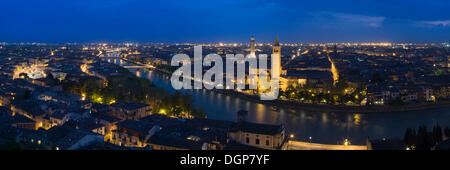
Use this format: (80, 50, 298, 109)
(1, 41, 449, 45)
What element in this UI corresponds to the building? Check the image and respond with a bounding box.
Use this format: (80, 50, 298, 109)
(146, 133, 208, 150)
(437, 85, 450, 99)
(1, 106, 36, 130)
(10, 100, 48, 130)
(273, 35, 282, 75)
(9, 114, 37, 130)
(109, 102, 151, 120)
(140, 115, 230, 150)
(110, 120, 160, 147)
(92, 113, 120, 141)
(228, 110, 288, 150)
(53, 130, 104, 150)
(279, 41, 336, 92)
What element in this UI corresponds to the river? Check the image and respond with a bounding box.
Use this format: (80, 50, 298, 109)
(105, 57, 450, 145)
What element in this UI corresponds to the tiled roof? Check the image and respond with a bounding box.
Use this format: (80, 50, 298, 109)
(146, 133, 204, 150)
(111, 102, 150, 110)
(230, 122, 283, 135)
(116, 120, 154, 134)
(11, 100, 46, 116)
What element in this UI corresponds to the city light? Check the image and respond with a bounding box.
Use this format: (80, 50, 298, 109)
(343, 139, 350, 146)
(109, 99, 116, 104)
(81, 93, 86, 101)
(1, 0, 450, 154)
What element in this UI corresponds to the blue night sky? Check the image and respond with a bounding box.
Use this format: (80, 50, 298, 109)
(1, 0, 450, 43)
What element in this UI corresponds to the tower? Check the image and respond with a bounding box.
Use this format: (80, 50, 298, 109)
(250, 36, 256, 57)
(272, 35, 282, 75)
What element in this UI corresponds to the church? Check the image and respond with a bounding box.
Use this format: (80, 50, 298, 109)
(246, 35, 336, 93)
(246, 35, 300, 93)
(245, 35, 285, 93)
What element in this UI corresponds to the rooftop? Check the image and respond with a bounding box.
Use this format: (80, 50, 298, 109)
(230, 121, 283, 135)
(116, 119, 155, 134)
(146, 133, 205, 150)
(110, 102, 150, 111)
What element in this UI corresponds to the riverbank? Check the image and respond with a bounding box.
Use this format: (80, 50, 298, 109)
(147, 67, 450, 113)
(208, 88, 450, 113)
(104, 57, 450, 145)
(118, 58, 450, 113)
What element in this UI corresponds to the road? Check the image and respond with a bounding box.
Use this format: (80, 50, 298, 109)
(288, 141, 367, 150)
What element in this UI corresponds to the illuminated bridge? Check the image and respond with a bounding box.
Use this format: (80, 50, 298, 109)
(102, 57, 155, 69)
(122, 65, 155, 69)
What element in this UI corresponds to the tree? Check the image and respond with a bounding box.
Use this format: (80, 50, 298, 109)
(19, 73, 29, 79)
(416, 125, 432, 150)
(432, 125, 443, 145)
(404, 128, 416, 147)
(192, 107, 206, 118)
(445, 126, 450, 139)
(1, 140, 22, 150)
(63, 72, 169, 106)
(153, 91, 204, 118)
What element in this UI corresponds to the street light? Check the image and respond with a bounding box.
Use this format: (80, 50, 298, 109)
(289, 134, 294, 150)
(344, 139, 350, 146)
(159, 109, 166, 114)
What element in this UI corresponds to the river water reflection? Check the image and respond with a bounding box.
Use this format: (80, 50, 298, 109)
(107, 58, 450, 145)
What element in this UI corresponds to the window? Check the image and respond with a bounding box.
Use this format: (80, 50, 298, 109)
(246, 137, 249, 144)
(266, 140, 270, 146)
(256, 139, 260, 145)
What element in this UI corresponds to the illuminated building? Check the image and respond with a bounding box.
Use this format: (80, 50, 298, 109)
(109, 102, 152, 120)
(228, 110, 288, 150)
(273, 35, 282, 75)
(250, 36, 256, 57)
(110, 120, 158, 147)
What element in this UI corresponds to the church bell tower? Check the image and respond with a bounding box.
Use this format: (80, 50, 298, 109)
(250, 36, 256, 57)
(272, 35, 282, 75)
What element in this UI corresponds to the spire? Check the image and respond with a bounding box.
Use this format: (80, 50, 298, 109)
(274, 35, 279, 46)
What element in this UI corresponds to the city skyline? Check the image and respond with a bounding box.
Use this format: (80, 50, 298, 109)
(1, 0, 450, 43)
(1, 0, 450, 154)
